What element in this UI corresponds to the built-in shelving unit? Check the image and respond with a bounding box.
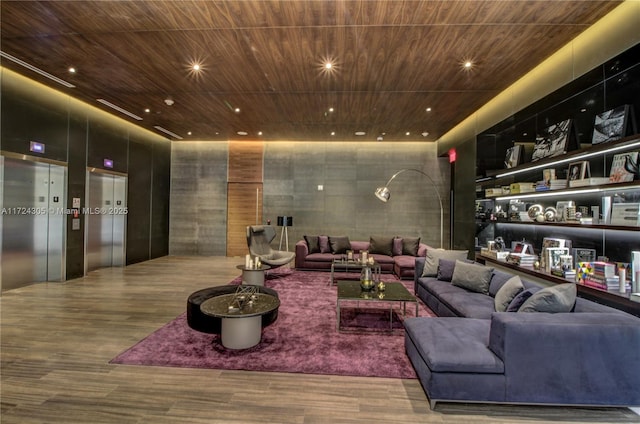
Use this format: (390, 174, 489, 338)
(476, 134, 640, 314)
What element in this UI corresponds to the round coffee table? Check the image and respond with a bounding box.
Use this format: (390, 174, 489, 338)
(236, 264, 271, 286)
(200, 290, 280, 349)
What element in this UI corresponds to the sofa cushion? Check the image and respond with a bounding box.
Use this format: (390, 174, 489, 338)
(369, 236, 394, 256)
(494, 276, 525, 312)
(422, 249, 469, 277)
(489, 270, 519, 297)
(392, 237, 403, 256)
(451, 260, 494, 295)
(436, 259, 456, 282)
(518, 283, 577, 313)
(304, 235, 320, 254)
(392, 255, 415, 269)
(419, 279, 496, 319)
(329, 236, 351, 254)
(506, 287, 540, 312)
(404, 317, 504, 373)
(319, 235, 331, 253)
(402, 237, 421, 256)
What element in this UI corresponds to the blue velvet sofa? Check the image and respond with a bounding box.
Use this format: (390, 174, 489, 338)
(405, 256, 640, 408)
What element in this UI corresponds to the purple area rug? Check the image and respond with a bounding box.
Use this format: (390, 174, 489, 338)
(110, 270, 435, 379)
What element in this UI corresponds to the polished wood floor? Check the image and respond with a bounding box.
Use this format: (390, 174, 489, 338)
(1, 256, 639, 424)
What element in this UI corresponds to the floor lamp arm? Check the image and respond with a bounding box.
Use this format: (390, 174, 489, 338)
(383, 168, 444, 249)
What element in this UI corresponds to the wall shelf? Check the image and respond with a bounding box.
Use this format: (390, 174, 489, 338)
(492, 220, 640, 232)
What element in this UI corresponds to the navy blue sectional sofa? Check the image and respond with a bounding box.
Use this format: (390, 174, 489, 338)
(405, 256, 640, 409)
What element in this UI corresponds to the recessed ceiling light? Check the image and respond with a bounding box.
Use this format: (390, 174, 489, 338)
(406, 132, 411, 136)
(144, 108, 150, 113)
(355, 131, 366, 136)
(325, 62, 332, 69)
(426, 107, 432, 112)
(192, 64, 201, 71)
(421, 132, 429, 137)
(580, 108, 587, 112)
(68, 67, 76, 74)
(331, 131, 335, 136)
(234, 107, 241, 113)
(328, 107, 334, 112)
(464, 61, 473, 69)
(237, 131, 248, 136)
(187, 131, 192, 135)
(258, 131, 263, 136)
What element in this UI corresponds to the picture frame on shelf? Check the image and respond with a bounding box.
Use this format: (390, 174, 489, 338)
(567, 161, 590, 182)
(531, 118, 576, 162)
(540, 237, 571, 271)
(608, 152, 639, 183)
(592, 104, 637, 145)
(504, 145, 523, 169)
(573, 248, 596, 265)
(555, 200, 575, 222)
(542, 168, 556, 187)
(546, 247, 570, 272)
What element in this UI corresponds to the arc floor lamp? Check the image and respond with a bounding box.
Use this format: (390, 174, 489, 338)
(374, 168, 444, 249)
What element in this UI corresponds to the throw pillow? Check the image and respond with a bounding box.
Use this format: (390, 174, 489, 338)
(402, 237, 421, 256)
(369, 236, 394, 256)
(304, 235, 320, 254)
(494, 276, 525, 312)
(506, 287, 540, 312)
(318, 235, 331, 253)
(422, 249, 469, 277)
(436, 259, 457, 282)
(329, 236, 351, 254)
(392, 237, 403, 256)
(518, 283, 577, 313)
(451, 260, 494, 295)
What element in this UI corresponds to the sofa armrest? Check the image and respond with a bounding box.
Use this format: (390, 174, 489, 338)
(488, 312, 640, 405)
(414, 257, 426, 289)
(295, 240, 309, 268)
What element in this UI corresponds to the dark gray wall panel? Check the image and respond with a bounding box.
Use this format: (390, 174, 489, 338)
(126, 141, 152, 265)
(169, 142, 228, 255)
(150, 142, 171, 259)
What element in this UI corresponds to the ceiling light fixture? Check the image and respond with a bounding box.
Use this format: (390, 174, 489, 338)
(331, 131, 335, 136)
(192, 64, 201, 71)
(237, 131, 248, 136)
(96, 98, 143, 120)
(355, 131, 366, 136)
(154, 125, 183, 139)
(464, 61, 473, 69)
(421, 132, 429, 137)
(258, 131, 263, 136)
(406, 132, 411, 136)
(144, 108, 150, 113)
(1, 51, 76, 88)
(328, 107, 334, 112)
(234, 107, 241, 113)
(68, 67, 76, 74)
(187, 131, 192, 135)
(426, 107, 432, 112)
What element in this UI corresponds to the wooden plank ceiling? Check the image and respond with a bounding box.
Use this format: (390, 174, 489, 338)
(0, 0, 621, 142)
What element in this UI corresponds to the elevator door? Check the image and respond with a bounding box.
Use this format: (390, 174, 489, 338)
(1, 156, 67, 291)
(85, 171, 127, 274)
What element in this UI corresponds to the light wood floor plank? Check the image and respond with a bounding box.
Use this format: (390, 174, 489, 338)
(1, 256, 639, 423)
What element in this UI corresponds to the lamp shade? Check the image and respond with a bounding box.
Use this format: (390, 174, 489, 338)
(374, 186, 390, 202)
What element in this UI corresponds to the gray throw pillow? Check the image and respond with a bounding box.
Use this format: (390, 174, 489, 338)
(304, 235, 320, 254)
(369, 236, 394, 256)
(518, 283, 577, 313)
(451, 260, 494, 295)
(422, 249, 469, 277)
(402, 237, 421, 256)
(506, 287, 540, 312)
(494, 276, 525, 312)
(329, 236, 351, 254)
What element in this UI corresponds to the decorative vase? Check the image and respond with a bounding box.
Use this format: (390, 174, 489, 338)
(360, 266, 374, 291)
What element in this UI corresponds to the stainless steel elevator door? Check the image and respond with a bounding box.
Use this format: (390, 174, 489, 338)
(85, 171, 127, 274)
(1, 156, 67, 291)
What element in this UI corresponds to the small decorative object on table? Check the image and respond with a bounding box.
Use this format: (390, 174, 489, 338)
(360, 266, 375, 291)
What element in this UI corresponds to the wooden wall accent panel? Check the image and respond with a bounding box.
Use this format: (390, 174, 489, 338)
(228, 141, 263, 183)
(226, 182, 263, 257)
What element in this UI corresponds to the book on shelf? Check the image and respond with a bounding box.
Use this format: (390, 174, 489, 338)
(550, 179, 567, 190)
(506, 253, 537, 267)
(568, 177, 610, 188)
(609, 152, 639, 183)
(592, 261, 616, 278)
